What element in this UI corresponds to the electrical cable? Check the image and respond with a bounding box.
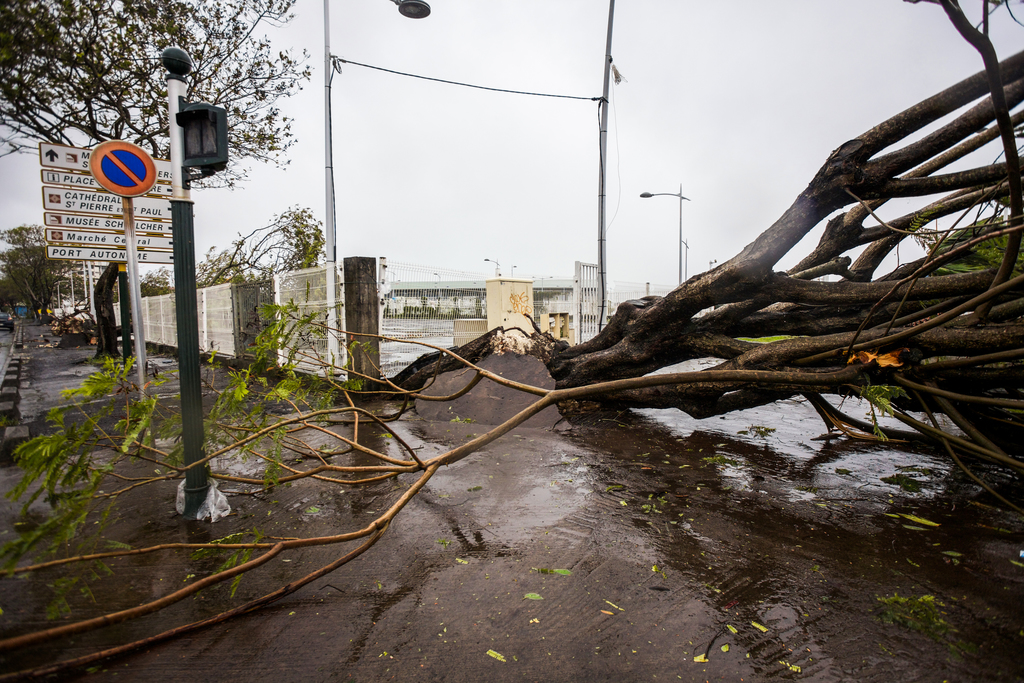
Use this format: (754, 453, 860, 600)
(332, 57, 600, 102)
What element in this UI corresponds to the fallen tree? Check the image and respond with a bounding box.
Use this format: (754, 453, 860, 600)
(546, 7, 1023, 489)
(1, 1, 1022, 678)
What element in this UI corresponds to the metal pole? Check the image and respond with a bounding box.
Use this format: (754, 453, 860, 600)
(597, 0, 615, 331)
(122, 198, 148, 393)
(324, 0, 340, 372)
(86, 261, 96, 319)
(678, 185, 683, 284)
(118, 265, 131, 360)
(163, 48, 209, 519)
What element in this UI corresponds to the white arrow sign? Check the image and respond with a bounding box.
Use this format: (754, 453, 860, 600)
(46, 228, 174, 250)
(39, 142, 173, 183)
(42, 186, 172, 220)
(42, 169, 172, 197)
(44, 212, 169, 233)
(47, 245, 174, 264)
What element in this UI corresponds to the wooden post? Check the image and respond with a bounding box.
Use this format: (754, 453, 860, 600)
(343, 257, 380, 385)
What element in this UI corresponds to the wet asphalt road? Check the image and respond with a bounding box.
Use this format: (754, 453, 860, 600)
(1, 329, 1023, 682)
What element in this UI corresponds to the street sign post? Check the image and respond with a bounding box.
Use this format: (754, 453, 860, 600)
(42, 169, 173, 196)
(45, 244, 174, 264)
(40, 142, 173, 182)
(88, 140, 161, 393)
(44, 212, 169, 234)
(46, 227, 174, 250)
(42, 186, 172, 220)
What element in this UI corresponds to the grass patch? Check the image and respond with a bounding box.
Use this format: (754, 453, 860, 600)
(701, 454, 739, 467)
(878, 594, 950, 640)
(881, 474, 922, 492)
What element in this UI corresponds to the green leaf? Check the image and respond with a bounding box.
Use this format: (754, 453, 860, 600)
(524, 593, 543, 600)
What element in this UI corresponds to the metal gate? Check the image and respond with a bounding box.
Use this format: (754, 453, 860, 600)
(232, 279, 274, 358)
(573, 261, 601, 344)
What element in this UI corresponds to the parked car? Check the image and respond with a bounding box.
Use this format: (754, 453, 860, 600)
(0, 313, 13, 331)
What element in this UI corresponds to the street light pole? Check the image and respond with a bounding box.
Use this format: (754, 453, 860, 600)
(640, 185, 691, 285)
(484, 258, 501, 276)
(323, 0, 429, 372)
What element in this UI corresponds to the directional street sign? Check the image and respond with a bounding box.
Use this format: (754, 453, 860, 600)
(46, 245, 174, 264)
(46, 228, 174, 250)
(42, 186, 172, 220)
(42, 169, 172, 197)
(40, 142, 173, 183)
(44, 212, 169, 233)
(89, 141, 159, 197)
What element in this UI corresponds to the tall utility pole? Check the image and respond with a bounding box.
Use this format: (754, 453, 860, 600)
(323, 0, 430, 373)
(597, 0, 615, 332)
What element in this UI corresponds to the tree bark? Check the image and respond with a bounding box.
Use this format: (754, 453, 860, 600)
(94, 262, 119, 359)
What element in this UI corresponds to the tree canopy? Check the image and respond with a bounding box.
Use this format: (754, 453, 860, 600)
(0, 224, 70, 314)
(195, 207, 324, 287)
(0, 0, 310, 184)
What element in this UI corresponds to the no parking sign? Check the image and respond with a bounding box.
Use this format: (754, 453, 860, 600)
(88, 141, 159, 198)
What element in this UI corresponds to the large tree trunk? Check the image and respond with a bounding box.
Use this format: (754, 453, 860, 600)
(544, 47, 1024, 475)
(94, 262, 119, 359)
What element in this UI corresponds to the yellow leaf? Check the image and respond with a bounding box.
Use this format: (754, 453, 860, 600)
(726, 624, 738, 634)
(899, 513, 939, 527)
(752, 621, 768, 632)
(486, 649, 506, 663)
(600, 610, 614, 615)
(693, 654, 708, 662)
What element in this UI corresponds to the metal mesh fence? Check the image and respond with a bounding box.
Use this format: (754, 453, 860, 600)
(122, 259, 674, 377)
(379, 259, 489, 378)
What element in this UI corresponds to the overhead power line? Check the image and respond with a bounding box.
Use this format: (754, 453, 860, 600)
(333, 57, 601, 102)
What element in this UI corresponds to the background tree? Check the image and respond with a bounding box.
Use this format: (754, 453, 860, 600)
(139, 267, 174, 297)
(0, 224, 69, 316)
(0, 0, 311, 351)
(0, 0, 309, 182)
(195, 207, 324, 287)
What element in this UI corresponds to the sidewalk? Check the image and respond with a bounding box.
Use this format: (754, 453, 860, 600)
(1, 336, 1023, 682)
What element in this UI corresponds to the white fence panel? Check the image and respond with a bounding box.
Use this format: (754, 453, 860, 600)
(274, 265, 343, 374)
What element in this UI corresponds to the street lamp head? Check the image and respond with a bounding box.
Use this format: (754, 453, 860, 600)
(396, 0, 430, 18)
(161, 47, 193, 76)
(639, 192, 653, 198)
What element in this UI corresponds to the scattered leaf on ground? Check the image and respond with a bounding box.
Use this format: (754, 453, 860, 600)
(604, 600, 624, 611)
(524, 593, 543, 600)
(940, 551, 962, 557)
(606, 485, 624, 492)
(468, 486, 482, 492)
(899, 513, 940, 527)
(305, 506, 320, 514)
(726, 624, 738, 634)
(486, 649, 506, 663)
(456, 558, 469, 564)
(752, 621, 768, 632)
(693, 654, 708, 663)
(903, 525, 926, 531)
(600, 610, 614, 615)
(721, 644, 730, 652)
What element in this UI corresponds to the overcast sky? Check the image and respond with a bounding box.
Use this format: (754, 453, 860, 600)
(1, 0, 1021, 288)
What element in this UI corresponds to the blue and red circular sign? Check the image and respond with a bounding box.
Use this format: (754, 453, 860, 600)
(89, 141, 158, 198)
